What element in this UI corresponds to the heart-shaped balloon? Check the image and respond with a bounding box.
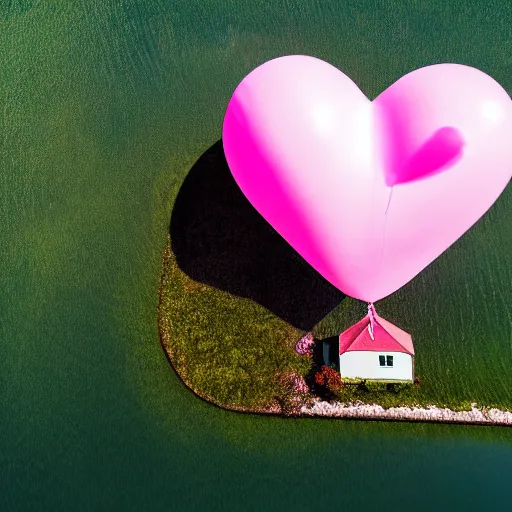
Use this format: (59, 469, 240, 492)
(222, 56, 512, 303)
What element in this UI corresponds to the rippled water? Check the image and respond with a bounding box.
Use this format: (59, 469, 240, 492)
(2, 1, 512, 510)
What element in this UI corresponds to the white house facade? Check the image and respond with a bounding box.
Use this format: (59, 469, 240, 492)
(339, 350, 414, 381)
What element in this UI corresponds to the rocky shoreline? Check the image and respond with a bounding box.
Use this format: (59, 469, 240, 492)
(300, 399, 512, 426)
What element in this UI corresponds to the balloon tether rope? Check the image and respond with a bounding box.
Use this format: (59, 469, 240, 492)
(367, 302, 376, 340)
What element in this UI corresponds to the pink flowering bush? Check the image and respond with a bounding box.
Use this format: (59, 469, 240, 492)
(293, 375, 309, 394)
(295, 332, 314, 356)
(275, 371, 313, 415)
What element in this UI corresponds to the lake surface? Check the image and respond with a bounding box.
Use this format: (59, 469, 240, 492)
(2, 1, 512, 510)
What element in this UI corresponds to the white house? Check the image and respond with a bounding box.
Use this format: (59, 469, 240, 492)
(338, 308, 414, 382)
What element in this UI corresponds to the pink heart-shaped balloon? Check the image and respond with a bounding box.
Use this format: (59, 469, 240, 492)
(222, 56, 512, 303)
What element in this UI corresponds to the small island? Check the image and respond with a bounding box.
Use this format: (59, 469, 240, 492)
(159, 238, 512, 426)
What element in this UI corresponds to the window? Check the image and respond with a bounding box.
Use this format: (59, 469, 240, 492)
(379, 355, 394, 367)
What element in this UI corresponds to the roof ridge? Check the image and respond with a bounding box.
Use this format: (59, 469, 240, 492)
(339, 313, 414, 356)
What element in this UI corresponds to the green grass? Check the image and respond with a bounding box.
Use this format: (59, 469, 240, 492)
(331, 383, 473, 411)
(158, 241, 311, 411)
(159, 182, 512, 413)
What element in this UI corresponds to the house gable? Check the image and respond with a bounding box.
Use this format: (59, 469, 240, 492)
(339, 313, 414, 356)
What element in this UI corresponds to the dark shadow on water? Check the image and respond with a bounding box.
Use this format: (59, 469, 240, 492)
(170, 140, 345, 331)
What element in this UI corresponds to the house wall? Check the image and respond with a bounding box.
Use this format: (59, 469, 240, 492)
(339, 351, 413, 381)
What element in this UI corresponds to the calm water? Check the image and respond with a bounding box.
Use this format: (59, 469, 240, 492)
(2, 1, 512, 510)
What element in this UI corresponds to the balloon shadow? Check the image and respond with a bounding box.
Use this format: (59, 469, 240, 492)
(170, 140, 345, 331)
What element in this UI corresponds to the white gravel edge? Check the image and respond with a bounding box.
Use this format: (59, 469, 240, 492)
(300, 400, 512, 425)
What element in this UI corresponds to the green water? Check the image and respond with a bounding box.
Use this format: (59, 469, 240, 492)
(2, 1, 512, 510)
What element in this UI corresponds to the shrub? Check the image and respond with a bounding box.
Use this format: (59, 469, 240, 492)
(314, 370, 326, 386)
(364, 380, 388, 392)
(275, 371, 313, 416)
(295, 332, 314, 356)
(292, 375, 310, 394)
(343, 377, 363, 385)
(388, 382, 413, 393)
(315, 365, 344, 393)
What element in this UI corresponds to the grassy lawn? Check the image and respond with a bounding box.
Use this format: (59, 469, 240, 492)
(159, 241, 311, 412)
(158, 140, 512, 415)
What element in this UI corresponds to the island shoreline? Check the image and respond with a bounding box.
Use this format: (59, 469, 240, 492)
(158, 318, 512, 427)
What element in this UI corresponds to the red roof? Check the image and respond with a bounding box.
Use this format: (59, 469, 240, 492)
(339, 312, 414, 356)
